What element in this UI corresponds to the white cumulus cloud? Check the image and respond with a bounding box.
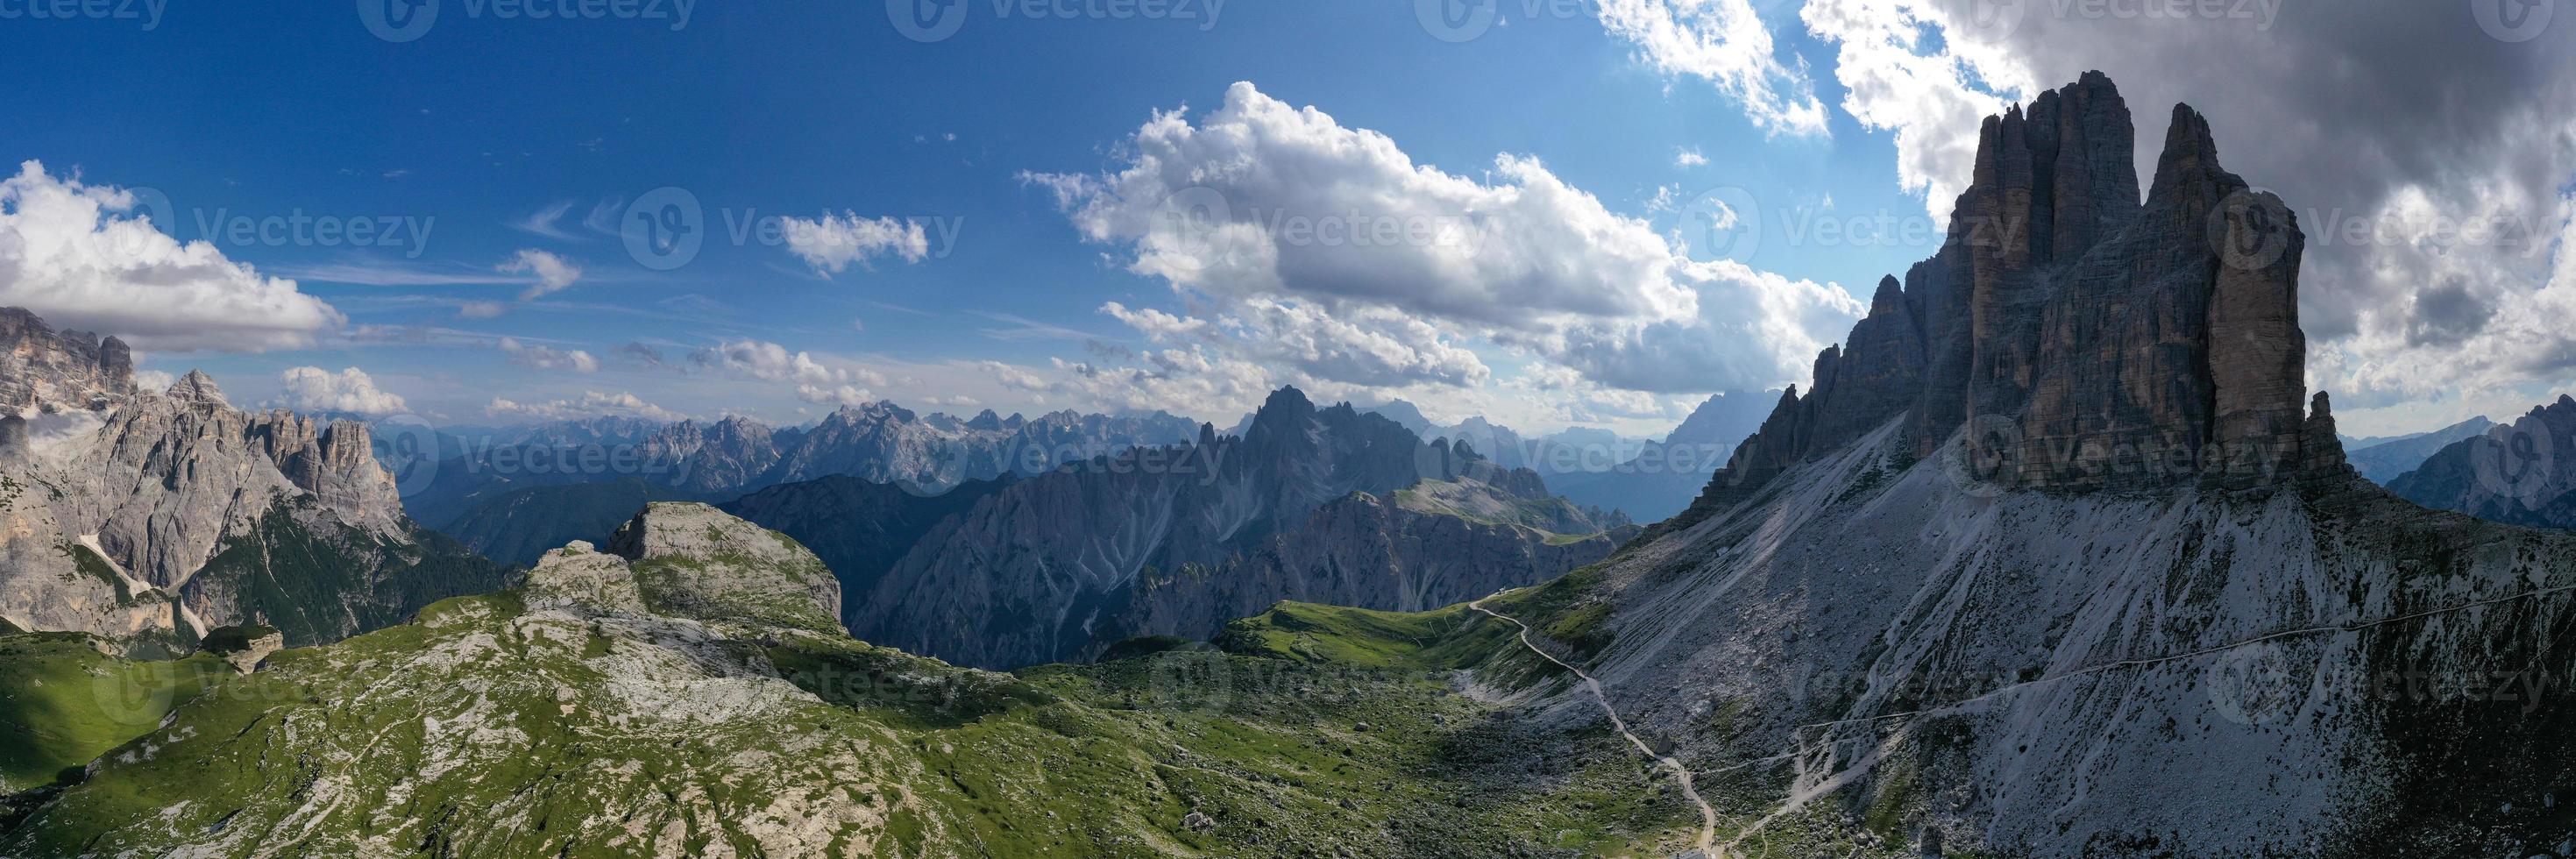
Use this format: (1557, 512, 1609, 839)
(500, 249, 583, 301)
(275, 366, 409, 415)
(486, 391, 684, 423)
(0, 160, 343, 351)
(497, 337, 599, 373)
(780, 212, 930, 273)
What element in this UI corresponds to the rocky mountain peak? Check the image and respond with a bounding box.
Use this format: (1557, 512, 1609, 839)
(0, 306, 136, 413)
(1675, 72, 2324, 525)
(167, 370, 229, 408)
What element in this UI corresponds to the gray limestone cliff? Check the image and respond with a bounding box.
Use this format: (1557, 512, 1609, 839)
(0, 307, 133, 415)
(0, 319, 505, 651)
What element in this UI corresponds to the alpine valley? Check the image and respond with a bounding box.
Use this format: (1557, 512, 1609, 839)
(5, 70, 2576, 859)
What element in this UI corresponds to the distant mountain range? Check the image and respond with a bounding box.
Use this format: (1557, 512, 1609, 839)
(1353, 393, 1772, 523)
(2389, 395, 2576, 529)
(395, 403, 1201, 529)
(853, 387, 1630, 669)
(2345, 415, 2494, 484)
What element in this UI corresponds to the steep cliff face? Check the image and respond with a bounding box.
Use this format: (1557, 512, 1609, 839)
(855, 387, 1622, 670)
(1437, 74, 2576, 857)
(1671, 73, 2321, 538)
(0, 307, 133, 415)
(2390, 395, 2576, 529)
(0, 348, 504, 650)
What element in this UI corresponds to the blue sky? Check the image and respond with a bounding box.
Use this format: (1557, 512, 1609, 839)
(2, 0, 2571, 438)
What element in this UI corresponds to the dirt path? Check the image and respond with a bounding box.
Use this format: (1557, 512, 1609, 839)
(1470, 596, 1719, 857)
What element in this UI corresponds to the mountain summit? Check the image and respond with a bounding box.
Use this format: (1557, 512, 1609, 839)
(1675, 75, 2330, 541)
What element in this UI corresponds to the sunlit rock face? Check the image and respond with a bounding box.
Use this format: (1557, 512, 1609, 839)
(0, 306, 134, 414)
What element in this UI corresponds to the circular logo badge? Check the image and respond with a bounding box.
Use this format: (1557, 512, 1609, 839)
(1942, 413, 2024, 497)
(1680, 186, 1763, 265)
(2209, 188, 2296, 273)
(123, 186, 178, 238)
(2474, 0, 2554, 42)
(888, 0, 969, 42)
(358, 0, 439, 42)
(1942, 0, 2027, 40)
(2472, 420, 2561, 508)
(372, 414, 445, 499)
(622, 187, 705, 271)
(2207, 642, 2303, 727)
(1416, 0, 1499, 43)
(1146, 186, 1233, 277)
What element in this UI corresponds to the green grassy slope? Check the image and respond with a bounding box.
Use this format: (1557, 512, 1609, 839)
(0, 635, 228, 793)
(2, 569, 1704, 857)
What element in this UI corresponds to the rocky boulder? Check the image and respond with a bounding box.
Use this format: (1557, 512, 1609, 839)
(600, 502, 842, 632)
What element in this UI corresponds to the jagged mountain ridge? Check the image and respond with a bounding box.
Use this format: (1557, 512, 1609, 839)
(1470, 72, 2576, 855)
(1356, 394, 1771, 523)
(855, 387, 1627, 670)
(1, 313, 508, 651)
(401, 401, 1199, 529)
(2349, 414, 2495, 484)
(2390, 395, 2576, 529)
(0, 307, 132, 415)
(1664, 71, 2313, 539)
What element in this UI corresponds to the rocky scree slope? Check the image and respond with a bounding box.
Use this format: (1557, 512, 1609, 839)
(1460, 73, 2576, 857)
(855, 387, 1628, 670)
